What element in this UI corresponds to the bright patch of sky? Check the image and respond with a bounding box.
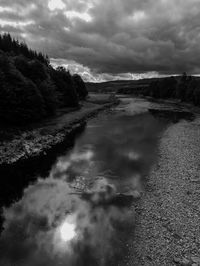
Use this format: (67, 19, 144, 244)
(0, 6, 13, 12)
(48, 0, 66, 11)
(132, 10, 146, 22)
(65, 10, 92, 22)
(0, 4, 36, 16)
(51, 58, 166, 82)
(0, 19, 34, 28)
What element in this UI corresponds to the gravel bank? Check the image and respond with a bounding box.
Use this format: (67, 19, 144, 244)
(125, 116, 200, 265)
(0, 101, 118, 166)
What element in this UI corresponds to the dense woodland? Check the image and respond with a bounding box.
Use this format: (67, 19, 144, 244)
(0, 33, 88, 126)
(142, 73, 200, 106)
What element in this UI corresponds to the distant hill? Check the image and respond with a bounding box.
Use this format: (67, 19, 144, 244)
(86, 74, 200, 106)
(86, 78, 163, 93)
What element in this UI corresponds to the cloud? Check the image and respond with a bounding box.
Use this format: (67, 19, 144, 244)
(48, 0, 66, 11)
(0, 0, 200, 81)
(51, 58, 165, 82)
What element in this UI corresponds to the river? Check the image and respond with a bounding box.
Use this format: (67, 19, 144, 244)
(0, 96, 194, 266)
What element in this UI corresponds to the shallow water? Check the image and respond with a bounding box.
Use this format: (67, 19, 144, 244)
(0, 97, 190, 266)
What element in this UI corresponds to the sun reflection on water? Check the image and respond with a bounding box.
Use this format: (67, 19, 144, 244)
(53, 214, 78, 255)
(60, 219, 76, 242)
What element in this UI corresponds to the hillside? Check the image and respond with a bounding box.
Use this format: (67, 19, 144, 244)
(87, 74, 200, 106)
(0, 33, 88, 126)
(86, 79, 156, 93)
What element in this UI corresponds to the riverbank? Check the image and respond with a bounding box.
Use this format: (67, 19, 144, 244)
(0, 95, 119, 167)
(124, 115, 200, 265)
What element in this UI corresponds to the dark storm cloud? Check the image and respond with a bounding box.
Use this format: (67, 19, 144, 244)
(1, 0, 200, 80)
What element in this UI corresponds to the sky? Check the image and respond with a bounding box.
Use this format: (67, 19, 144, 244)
(0, 0, 200, 82)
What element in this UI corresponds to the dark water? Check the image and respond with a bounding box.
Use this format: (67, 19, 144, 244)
(0, 97, 189, 266)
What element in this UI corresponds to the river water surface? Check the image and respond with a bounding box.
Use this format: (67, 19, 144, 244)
(0, 97, 191, 266)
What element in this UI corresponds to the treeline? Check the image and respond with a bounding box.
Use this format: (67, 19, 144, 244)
(0, 33, 88, 125)
(0, 33, 49, 65)
(142, 73, 200, 106)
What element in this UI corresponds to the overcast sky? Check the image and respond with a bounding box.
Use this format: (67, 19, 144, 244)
(0, 0, 200, 81)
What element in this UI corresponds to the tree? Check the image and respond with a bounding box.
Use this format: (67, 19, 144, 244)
(28, 60, 48, 84)
(193, 80, 200, 106)
(0, 53, 45, 125)
(159, 77, 177, 99)
(0, 33, 87, 125)
(38, 79, 58, 115)
(72, 74, 88, 99)
(50, 67, 79, 107)
(184, 78, 196, 102)
(0, 33, 49, 65)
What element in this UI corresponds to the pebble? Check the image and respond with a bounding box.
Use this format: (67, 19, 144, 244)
(173, 257, 191, 266)
(191, 256, 200, 264)
(127, 115, 200, 266)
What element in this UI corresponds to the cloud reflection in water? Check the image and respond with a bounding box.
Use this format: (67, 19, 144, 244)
(0, 98, 165, 265)
(0, 175, 132, 266)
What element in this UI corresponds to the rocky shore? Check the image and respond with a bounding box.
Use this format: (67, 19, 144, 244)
(123, 114, 200, 265)
(0, 97, 118, 167)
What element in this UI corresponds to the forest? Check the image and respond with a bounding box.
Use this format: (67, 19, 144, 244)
(142, 73, 200, 105)
(0, 33, 88, 126)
